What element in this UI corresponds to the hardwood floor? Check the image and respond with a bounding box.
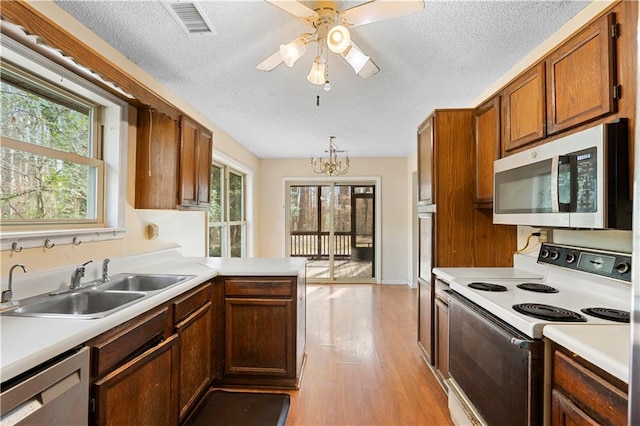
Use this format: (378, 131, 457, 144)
(285, 284, 453, 425)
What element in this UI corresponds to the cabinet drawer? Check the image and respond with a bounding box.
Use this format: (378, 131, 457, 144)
(173, 282, 211, 324)
(553, 350, 627, 425)
(90, 308, 170, 379)
(225, 279, 292, 298)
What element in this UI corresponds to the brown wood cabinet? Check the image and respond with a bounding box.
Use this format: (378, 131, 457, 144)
(179, 116, 213, 209)
(416, 109, 516, 374)
(135, 111, 213, 210)
(417, 277, 432, 364)
(433, 289, 449, 385)
(547, 13, 616, 135)
(88, 308, 178, 425)
(549, 342, 628, 425)
(417, 117, 434, 204)
(502, 63, 546, 154)
(474, 96, 501, 208)
(216, 273, 306, 389)
(173, 283, 213, 422)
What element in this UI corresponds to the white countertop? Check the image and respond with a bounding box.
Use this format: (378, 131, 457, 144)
(544, 324, 630, 383)
(194, 257, 306, 276)
(1, 253, 306, 383)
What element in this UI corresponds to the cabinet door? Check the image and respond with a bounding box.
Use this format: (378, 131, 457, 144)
(474, 96, 501, 208)
(196, 129, 213, 207)
(417, 277, 433, 365)
(502, 63, 546, 154)
(176, 302, 213, 421)
(546, 14, 616, 135)
(417, 116, 434, 204)
(551, 390, 598, 426)
(434, 297, 449, 383)
(135, 110, 179, 209)
(225, 297, 294, 378)
(93, 335, 179, 426)
(179, 116, 199, 207)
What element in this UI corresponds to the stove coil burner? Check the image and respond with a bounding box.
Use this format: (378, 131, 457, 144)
(581, 307, 630, 323)
(468, 282, 508, 292)
(513, 303, 586, 322)
(516, 283, 559, 293)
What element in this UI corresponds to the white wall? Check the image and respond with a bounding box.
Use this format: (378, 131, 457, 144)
(257, 157, 410, 284)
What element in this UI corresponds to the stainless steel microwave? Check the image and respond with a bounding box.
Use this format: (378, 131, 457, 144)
(493, 120, 632, 229)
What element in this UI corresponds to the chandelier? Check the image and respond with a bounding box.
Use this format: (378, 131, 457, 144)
(311, 136, 350, 176)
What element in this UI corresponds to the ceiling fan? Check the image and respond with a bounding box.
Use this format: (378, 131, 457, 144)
(257, 0, 424, 90)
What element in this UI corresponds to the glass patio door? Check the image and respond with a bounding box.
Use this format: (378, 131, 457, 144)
(288, 183, 375, 282)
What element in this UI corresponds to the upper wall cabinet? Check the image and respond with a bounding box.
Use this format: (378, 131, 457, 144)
(179, 116, 213, 209)
(417, 117, 434, 204)
(474, 96, 501, 209)
(136, 110, 180, 210)
(546, 13, 616, 135)
(135, 111, 213, 210)
(501, 63, 546, 154)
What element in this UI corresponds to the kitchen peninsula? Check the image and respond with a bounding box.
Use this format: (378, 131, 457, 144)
(0, 250, 306, 424)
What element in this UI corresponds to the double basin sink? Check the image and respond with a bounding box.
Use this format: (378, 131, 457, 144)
(5, 274, 194, 319)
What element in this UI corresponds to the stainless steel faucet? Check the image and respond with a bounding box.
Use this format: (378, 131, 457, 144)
(70, 260, 93, 290)
(101, 258, 111, 282)
(2, 264, 27, 303)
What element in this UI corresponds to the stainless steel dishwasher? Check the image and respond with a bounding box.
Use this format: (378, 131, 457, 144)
(1, 347, 89, 425)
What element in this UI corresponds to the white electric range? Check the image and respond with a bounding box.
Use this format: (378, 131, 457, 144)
(433, 243, 632, 426)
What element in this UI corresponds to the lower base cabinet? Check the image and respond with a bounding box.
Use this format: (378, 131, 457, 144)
(549, 342, 628, 425)
(434, 296, 449, 385)
(93, 335, 179, 426)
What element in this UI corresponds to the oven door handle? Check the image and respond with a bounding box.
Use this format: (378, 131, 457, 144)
(510, 337, 533, 349)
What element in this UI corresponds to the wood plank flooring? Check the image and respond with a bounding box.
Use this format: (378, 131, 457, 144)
(285, 284, 453, 426)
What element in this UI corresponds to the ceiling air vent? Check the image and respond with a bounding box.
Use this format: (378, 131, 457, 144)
(162, 2, 217, 36)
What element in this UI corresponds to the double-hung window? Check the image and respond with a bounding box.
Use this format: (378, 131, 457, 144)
(209, 163, 246, 257)
(0, 34, 127, 249)
(1, 63, 103, 227)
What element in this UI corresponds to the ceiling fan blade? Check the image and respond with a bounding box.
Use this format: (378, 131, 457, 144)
(339, 0, 424, 27)
(257, 50, 284, 71)
(341, 42, 380, 78)
(265, 0, 318, 23)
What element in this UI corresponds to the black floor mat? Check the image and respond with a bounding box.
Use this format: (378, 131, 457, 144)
(186, 390, 290, 426)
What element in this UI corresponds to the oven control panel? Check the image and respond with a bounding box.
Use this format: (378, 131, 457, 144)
(538, 243, 632, 282)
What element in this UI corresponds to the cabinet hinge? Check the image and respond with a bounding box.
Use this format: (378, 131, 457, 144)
(222, 360, 225, 370)
(613, 84, 622, 100)
(90, 397, 96, 413)
(611, 23, 619, 39)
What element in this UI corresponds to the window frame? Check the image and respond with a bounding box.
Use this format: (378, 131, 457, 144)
(208, 161, 247, 258)
(0, 35, 128, 250)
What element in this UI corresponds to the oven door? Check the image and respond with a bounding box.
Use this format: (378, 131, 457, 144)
(447, 291, 543, 426)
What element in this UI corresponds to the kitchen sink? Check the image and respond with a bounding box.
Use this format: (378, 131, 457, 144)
(97, 274, 194, 292)
(7, 290, 146, 319)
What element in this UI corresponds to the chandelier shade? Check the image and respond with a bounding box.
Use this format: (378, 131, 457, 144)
(327, 25, 351, 53)
(279, 37, 307, 67)
(306, 56, 326, 85)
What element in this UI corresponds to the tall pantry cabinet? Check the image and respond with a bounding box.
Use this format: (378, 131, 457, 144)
(416, 109, 516, 385)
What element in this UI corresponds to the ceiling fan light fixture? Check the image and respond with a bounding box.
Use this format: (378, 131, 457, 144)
(307, 56, 326, 85)
(279, 38, 307, 67)
(342, 44, 369, 74)
(327, 25, 351, 53)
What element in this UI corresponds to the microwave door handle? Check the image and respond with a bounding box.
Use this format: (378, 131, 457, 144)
(551, 156, 560, 212)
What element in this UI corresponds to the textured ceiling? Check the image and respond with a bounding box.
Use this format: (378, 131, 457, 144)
(55, 0, 589, 159)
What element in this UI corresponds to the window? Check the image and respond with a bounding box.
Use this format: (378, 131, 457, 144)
(1, 63, 103, 225)
(0, 35, 127, 249)
(208, 163, 246, 257)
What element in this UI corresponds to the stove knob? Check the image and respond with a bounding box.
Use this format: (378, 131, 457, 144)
(540, 249, 550, 258)
(566, 253, 576, 264)
(550, 250, 560, 260)
(615, 262, 631, 275)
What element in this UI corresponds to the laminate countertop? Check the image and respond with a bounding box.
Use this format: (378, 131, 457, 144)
(1, 252, 306, 383)
(543, 324, 630, 383)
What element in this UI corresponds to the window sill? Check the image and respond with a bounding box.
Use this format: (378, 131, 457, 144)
(1, 228, 126, 252)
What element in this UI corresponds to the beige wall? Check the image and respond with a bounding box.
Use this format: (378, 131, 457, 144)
(257, 157, 411, 284)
